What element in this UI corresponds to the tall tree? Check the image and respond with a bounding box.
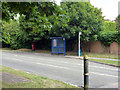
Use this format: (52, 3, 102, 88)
(116, 14, 120, 31)
(115, 15, 120, 44)
(18, 2, 63, 42)
(2, 2, 62, 21)
(2, 2, 64, 49)
(50, 2, 104, 41)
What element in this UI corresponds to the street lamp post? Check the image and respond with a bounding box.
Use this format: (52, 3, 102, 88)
(78, 32, 81, 56)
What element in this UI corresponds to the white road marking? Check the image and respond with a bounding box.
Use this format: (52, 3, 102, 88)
(29, 56, 118, 71)
(90, 66, 118, 71)
(3, 55, 118, 71)
(36, 62, 118, 78)
(13, 58, 23, 62)
(36, 62, 70, 70)
(90, 72, 118, 78)
(7, 54, 118, 70)
(3, 54, 119, 78)
(76, 64, 118, 71)
(60, 61, 71, 64)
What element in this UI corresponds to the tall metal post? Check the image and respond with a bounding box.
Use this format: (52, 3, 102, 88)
(78, 32, 81, 56)
(64, 38, 66, 56)
(84, 55, 89, 90)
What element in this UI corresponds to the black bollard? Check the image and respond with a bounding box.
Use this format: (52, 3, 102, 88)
(84, 55, 89, 90)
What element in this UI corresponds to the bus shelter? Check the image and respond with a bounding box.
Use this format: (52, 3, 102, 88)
(50, 37, 66, 56)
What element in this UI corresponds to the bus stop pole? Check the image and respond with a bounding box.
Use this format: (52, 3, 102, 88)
(64, 38, 66, 56)
(78, 32, 81, 56)
(84, 55, 89, 90)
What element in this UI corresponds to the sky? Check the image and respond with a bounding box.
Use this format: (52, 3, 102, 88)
(56, 0, 120, 21)
(90, 0, 119, 21)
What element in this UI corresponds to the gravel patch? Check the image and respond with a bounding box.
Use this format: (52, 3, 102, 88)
(1, 72, 31, 83)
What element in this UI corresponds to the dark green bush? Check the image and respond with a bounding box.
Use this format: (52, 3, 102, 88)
(98, 31, 119, 46)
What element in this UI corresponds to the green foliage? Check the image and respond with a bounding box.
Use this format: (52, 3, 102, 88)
(98, 21, 119, 46)
(2, 2, 112, 50)
(2, 20, 24, 49)
(116, 14, 120, 31)
(18, 2, 63, 42)
(103, 21, 116, 31)
(52, 2, 104, 41)
(2, 20, 18, 44)
(98, 31, 118, 46)
(115, 15, 120, 44)
(117, 31, 120, 44)
(2, 2, 63, 49)
(2, 2, 62, 21)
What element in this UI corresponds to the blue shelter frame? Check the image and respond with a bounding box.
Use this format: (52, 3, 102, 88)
(50, 37, 66, 56)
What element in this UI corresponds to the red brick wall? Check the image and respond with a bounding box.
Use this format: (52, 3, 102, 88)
(110, 42, 119, 54)
(90, 41, 104, 53)
(73, 41, 119, 54)
(89, 41, 119, 54)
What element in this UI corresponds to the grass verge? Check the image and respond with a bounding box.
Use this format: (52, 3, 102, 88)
(83, 52, 119, 59)
(89, 59, 120, 66)
(67, 51, 119, 59)
(2, 66, 78, 88)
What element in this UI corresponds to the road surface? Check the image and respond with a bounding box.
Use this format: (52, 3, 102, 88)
(1, 51, 119, 88)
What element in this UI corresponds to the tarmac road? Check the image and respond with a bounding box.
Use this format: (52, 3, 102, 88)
(1, 51, 119, 88)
